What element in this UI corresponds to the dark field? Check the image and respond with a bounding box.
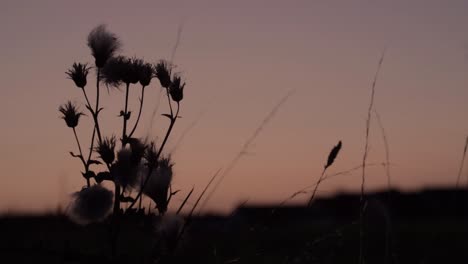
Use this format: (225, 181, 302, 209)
(1, 188, 467, 264)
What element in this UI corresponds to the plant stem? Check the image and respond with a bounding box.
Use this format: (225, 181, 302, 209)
(456, 136, 468, 189)
(72, 127, 89, 187)
(128, 85, 146, 139)
(82, 88, 98, 165)
(307, 167, 327, 207)
(94, 68, 103, 144)
(359, 48, 386, 264)
(122, 83, 130, 144)
(166, 88, 173, 117)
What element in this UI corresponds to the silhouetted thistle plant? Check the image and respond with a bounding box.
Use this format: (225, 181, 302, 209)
(59, 24, 187, 234)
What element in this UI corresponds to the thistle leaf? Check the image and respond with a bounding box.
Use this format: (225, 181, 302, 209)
(161, 113, 172, 120)
(82, 170, 96, 180)
(120, 196, 135, 203)
(70, 152, 82, 158)
(95, 171, 112, 183)
(88, 159, 102, 166)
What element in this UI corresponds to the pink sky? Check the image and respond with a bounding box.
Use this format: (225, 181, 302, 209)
(1, 0, 468, 214)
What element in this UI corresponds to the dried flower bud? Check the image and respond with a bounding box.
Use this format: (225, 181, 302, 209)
(95, 136, 116, 164)
(111, 139, 147, 189)
(134, 59, 154, 87)
(59, 101, 84, 128)
(143, 155, 174, 214)
(111, 148, 137, 189)
(144, 141, 158, 167)
(65, 62, 90, 89)
(154, 60, 172, 89)
(87, 24, 121, 68)
(169, 75, 185, 102)
(68, 184, 114, 225)
(101, 56, 141, 87)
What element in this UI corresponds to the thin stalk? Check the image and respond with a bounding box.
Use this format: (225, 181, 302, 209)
(374, 109, 391, 190)
(94, 68, 103, 144)
(200, 89, 295, 211)
(122, 83, 130, 144)
(82, 88, 98, 165)
(456, 136, 468, 188)
(359, 48, 386, 264)
(166, 88, 174, 117)
(128, 85, 146, 139)
(82, 89, 92, 111)
(86, 129, 96, 162)
(373, 108, 392, 264)
(72, 127, 89, 187)
(173, 170, 220, 252)
(72, 128, 85, 165)
(307, 168, 327, 207)
(177, 187, 194, 214)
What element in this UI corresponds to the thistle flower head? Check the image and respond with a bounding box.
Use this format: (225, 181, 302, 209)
(65, 62, 90, 89)
(128, 137, 147, 164)
(144, 141, 158, 168)
(59, 101, 84, 128)
(154, 60, 172, 88)
(134, 59, 154, 87)
(101, 56, 141, 87)
(169, 74, 185, 102)
(111, 139, 147, 189)
(87, 24, 121, 68)
(95, 136, 116, 165)
(143, 155, 174, 214)
(111, 148, 138, 189)
(67, 184, 113, 225)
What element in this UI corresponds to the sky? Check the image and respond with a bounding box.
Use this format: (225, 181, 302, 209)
(1, 0, 468, 214)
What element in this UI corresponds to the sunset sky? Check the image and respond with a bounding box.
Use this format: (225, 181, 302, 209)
(1, 0, 468, 214)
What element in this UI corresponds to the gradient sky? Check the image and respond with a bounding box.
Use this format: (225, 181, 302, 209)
(1, 0, 468, 214)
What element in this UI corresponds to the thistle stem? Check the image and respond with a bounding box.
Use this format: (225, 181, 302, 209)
(94, 68, 103, 144)
(166, 88, 173, 117)
(128, 85, 146, 139)
(82, 88, 98, 164)
(122, 83, 130, 144)
(72, 127, 89, 187)
(82, 89, 92, 111)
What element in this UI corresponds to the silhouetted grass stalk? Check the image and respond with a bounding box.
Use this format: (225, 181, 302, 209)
(373, 109, 391, 190)
(456, 136, 468, 188)
(374, 108, 392, 264)
(307, 140, 342, 207)
(307, 168, 327, 207)
(200, 89, 296, 210)
(359, 48, 386, 264)
(173, 169, 220, 253)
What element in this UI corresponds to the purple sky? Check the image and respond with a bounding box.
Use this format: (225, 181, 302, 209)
(1, 0, 468, 214)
